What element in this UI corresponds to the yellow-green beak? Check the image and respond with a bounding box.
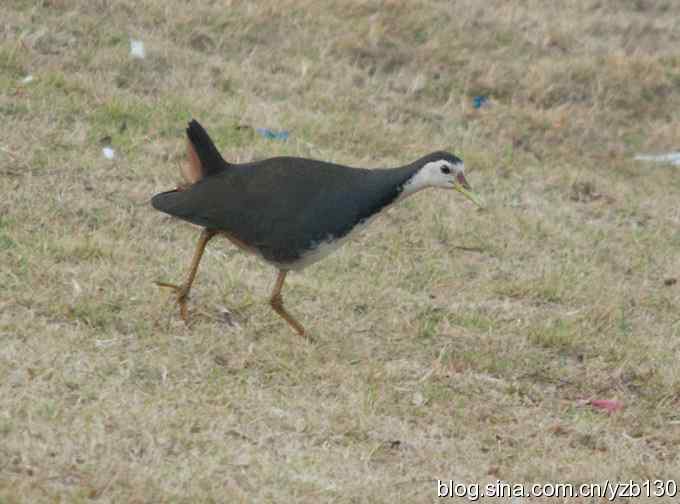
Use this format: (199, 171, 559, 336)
(453, 174, 484, 208)
(454, 184, 484, 208)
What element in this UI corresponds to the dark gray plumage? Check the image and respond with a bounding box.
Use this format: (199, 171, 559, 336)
(152, 157, 424, 265)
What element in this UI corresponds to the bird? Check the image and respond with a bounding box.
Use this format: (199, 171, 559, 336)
(152, 120, 483, 340)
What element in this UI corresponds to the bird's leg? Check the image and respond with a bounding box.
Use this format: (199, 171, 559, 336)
(156, 228, 217, 323)
(269, 270, 313, 341)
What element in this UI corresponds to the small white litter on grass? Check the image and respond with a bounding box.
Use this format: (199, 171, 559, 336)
(634, 152, 680, 166)
(130, 39, 145, 59)
(71, 279, 82, 297)
(102, 147, 116, 160)
(20, 75, 34, 84)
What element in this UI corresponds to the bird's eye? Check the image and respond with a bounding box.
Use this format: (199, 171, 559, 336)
(441, 166, 451, 174)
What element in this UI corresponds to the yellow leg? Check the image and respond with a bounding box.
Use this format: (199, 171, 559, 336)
(269, 270, 313, 341)
(156, 229, 216, 323)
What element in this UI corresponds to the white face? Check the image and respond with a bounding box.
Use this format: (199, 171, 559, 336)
(419, 159, 466, 189)
(401, 159, 466, 197)
(399, 157, 483, 207)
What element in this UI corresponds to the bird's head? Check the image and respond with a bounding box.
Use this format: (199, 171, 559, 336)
(409, 152, 484, 207)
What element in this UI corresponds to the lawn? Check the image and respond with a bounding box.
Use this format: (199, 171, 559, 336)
(2, 1, 680, 502)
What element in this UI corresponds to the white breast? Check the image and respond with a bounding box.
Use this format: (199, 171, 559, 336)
(286, 216, 377, 271)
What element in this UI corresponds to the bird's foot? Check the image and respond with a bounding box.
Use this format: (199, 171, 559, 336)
(155, 281, 190, 323)
(300, 330, 316, 344)
(270, 293, 314, 343)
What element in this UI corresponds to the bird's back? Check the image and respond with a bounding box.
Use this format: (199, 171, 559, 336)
(152, 157, 417, 265)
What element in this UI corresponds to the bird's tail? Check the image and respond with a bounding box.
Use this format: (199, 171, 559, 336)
(186, 119, 228, 179)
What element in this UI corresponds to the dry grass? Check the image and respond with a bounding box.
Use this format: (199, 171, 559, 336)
(2, 0, 680, 502)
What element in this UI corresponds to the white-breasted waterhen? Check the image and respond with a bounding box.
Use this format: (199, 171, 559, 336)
(152, 120, 483, 340)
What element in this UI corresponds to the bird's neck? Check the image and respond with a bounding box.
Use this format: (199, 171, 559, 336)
(396, 166, 430, 201)
(356, 163, 424, 222)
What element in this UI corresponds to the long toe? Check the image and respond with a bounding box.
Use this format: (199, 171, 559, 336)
(155, 281, 189, 301)
(155, 281, 191, 322)
(301, 330, 316, 344)
(155, 281, 182, 293)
